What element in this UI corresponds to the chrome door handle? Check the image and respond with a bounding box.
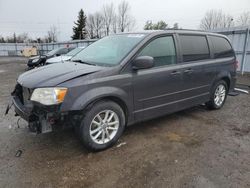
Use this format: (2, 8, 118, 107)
(171, 70, 181, 75)
(184, 69, 193, 74)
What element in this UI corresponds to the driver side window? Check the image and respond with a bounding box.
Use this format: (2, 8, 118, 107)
(138, 36, 176, 67)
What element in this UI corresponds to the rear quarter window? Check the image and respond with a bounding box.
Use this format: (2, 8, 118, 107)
(210, 36, 234, 58)
(179, 35, 210, 62)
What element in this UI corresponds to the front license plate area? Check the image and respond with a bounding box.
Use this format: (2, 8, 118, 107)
(41, 118, 52, 133)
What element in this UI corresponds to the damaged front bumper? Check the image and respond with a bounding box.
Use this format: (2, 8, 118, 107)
(12, 95, 34, 122)
(10, 84, 72, 134)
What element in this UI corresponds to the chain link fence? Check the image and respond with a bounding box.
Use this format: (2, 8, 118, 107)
(0, 39, 97, 56)
(210, 26, 250, 74)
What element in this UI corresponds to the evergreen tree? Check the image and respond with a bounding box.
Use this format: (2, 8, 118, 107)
(72, 9, 87, 40)
(144, 21, 154, 30)
(144, 20, 168, 30)
(154, 21, 168, 30)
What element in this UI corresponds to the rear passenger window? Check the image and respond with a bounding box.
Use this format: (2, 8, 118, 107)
(210, 36, 234, 58)
(180, 35, 210, 62)
(138, 36, 176, 67)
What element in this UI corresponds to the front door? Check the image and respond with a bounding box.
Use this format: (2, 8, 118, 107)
(132, 35, 183, 122)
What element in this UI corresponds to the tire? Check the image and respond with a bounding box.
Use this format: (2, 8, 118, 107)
(78, 100, 126, 151)
(206, 80, 228, 110)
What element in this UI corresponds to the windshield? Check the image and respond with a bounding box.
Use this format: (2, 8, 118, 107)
(66, 47, 84, 56)
(71, 34, 146, 66)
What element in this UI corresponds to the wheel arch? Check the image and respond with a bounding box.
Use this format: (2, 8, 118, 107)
(84, 96, 129, 124)
(213, 71, 231, 90)
(68, 86, 131, 125)
(221, 76, 230, 90)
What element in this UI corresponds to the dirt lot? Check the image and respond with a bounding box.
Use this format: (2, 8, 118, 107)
(0, 57, 250, 188)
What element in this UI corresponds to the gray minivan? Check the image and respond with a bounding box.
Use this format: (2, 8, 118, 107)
(10, 30, 237, 151)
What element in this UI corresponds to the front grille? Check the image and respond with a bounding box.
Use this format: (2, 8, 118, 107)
(22, 87, 31, 105)
(12, 84, 32, 105)
(12, 84, 23, 104)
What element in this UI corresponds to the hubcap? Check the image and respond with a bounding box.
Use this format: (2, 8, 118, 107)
(89, 110, 119, 144)
(214, 84, 226, 106)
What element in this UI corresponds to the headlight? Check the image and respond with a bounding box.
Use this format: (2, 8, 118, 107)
(32, 58, 39, 63)
(30, 88, 68, 105)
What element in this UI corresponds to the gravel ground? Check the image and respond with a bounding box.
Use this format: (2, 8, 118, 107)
(0, 57, 250, 188)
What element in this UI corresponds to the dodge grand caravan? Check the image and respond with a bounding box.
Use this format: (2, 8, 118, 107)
(10, 30, 237, 151)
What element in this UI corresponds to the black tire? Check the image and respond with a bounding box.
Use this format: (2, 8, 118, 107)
(78, 100, 126, 151)
(206, 80, 228, 110)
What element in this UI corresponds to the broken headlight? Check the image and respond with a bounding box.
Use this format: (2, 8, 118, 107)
(30, 88, 67, 105)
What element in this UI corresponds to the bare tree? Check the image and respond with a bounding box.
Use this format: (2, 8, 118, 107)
(221, 14, 234, 28)
(173, 23, 179, 29)
(112, 14, 118, 34)
(16, 33, 29, 43)
(102, 3, 115, 36)
(0, 35, 5, 43)
(87, 12, 104, 38)
(94, 12, 104, 38)
(86, 1, 136, 37)
(87, 14, 95, 39)
(200, 10, 234, 30)
(47, 25, 58, 42)
(237, 11, 250, 26)
(117, 0, 135, 32)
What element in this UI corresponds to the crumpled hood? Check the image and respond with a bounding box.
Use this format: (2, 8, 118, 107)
(18, 62, 103, 88)
(46, 56, 72, 63)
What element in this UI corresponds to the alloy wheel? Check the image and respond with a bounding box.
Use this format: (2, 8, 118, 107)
(214, 84, 226, 107)
(89, 110, 120, 144)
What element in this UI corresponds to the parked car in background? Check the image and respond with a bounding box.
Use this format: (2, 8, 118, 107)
(27, 47, 75, 68)
(45, 47, 85, 64)
(11, 30, 237, 151)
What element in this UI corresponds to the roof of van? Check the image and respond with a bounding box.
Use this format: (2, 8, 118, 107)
(119, 29, 227, 38)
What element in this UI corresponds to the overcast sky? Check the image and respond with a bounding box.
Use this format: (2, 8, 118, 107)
(0, 0, 249, 41)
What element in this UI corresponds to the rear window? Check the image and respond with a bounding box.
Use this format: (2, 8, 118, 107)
(210, 36, 234, 58)
(179, 35, 210, 62)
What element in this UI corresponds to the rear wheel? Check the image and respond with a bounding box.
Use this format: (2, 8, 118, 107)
(206, 80, 228, 110)
(79, 100, 125, 151)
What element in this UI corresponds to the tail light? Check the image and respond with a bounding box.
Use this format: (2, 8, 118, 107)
(234, 60, 239, 70)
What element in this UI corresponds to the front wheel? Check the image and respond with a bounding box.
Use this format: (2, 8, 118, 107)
(206, 80, 228, 110)
(79, 100, 125, 151)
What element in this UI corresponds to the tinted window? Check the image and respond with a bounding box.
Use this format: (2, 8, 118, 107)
(180, 35, 210, 62)
(138, 36, 176, 67)
(210, 36, 234, 58)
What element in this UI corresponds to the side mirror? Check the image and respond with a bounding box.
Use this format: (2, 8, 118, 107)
(132, 56, 154, 70)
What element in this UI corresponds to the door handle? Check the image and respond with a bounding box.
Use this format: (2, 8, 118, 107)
(171, 70, 181, 75)
(184, 69, 193, 74)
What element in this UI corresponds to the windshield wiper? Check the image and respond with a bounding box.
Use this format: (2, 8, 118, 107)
(72, 59, 96, 66)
